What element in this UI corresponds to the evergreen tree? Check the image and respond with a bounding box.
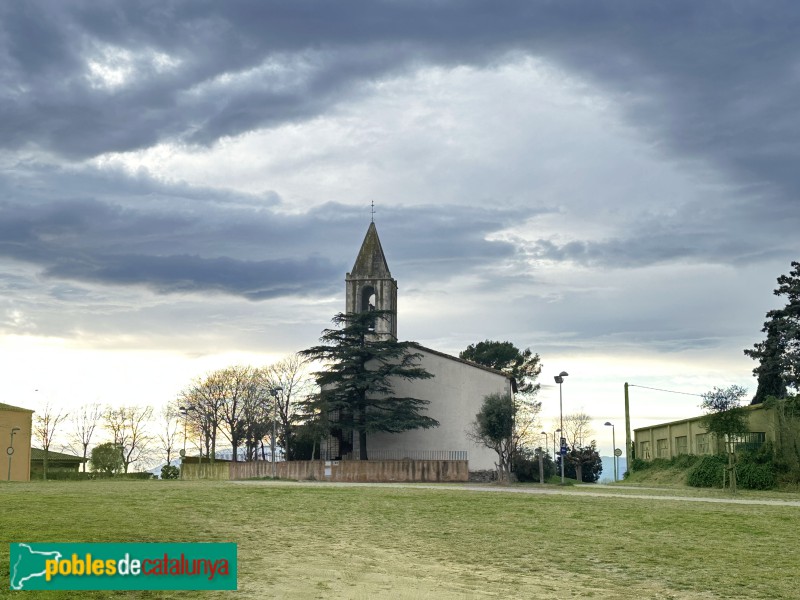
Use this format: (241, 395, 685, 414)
(459, 340, 542, 394)
(745, 261, 800, 403)
(300, 311, 438, 460)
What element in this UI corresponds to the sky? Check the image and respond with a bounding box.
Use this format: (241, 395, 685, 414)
(2, 1, 799, 458)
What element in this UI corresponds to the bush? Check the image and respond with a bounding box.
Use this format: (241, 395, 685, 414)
(513, 449, 555, 483)
(117, 472, 155, 480)
(737, 462, 777, 490)
(672, 454, 700, 469)
(686, 455, 727, 488)
(161, 465, 180, 480)
(629, 458, 650, 472)
(32, 470, 92, 481)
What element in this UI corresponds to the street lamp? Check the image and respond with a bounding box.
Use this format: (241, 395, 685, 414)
(178, 405, 196, 470)
(540, 431, 548, 454)
(7, 427, 20, 481)
(270, 387, 283, 479)
(605, 422, 617, 482)
(554, 371, 569, 484)
(553, 428, 561, 458)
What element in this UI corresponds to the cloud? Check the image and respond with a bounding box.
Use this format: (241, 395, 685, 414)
(0, 162, 530, 300)
(2, 0, 798, 212)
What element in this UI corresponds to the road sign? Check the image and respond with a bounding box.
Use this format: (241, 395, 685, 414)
(614, 448, 622, 457)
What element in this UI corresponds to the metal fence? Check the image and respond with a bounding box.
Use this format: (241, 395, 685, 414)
(341, 449, 468, 461)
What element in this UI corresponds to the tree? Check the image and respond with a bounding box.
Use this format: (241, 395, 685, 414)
(700, 385, 750, 493)
(212, 365, 264, 462)
(559, 411, 594, 450)
(459, 340, 542, 394)
(33, 403, 69, 480)
(745, 261, 800, 403)
(91, 442, 124, 476)
(67, 403, 101, 473)
(178, 375, 224, 462)
(103, 405, 154, 473)
(468, 392, 542, 481)
(557, 442, 603, 483)
(156, 406, 181, 467)
(259, 354, 315, 460)
(300, 311, 438, 460)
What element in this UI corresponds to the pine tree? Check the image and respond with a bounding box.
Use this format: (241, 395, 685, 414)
(745, 261, 800, 403)
(300, 311, 438, 460)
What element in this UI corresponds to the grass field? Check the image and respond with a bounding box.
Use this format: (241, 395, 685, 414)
(2, 480, 799, 599)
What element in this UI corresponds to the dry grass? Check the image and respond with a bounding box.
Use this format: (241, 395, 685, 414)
(1, 479, 799, 599)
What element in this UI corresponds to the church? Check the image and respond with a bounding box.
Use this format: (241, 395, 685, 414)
(321, 222, 517, 472)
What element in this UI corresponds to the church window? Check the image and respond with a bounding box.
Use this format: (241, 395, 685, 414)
(360, 286, 376, 312)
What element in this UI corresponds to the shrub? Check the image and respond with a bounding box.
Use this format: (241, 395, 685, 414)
(630, 458, 650, 472)
(686, 455, 726, 488)
(737, 462, 777, 490)
(161, 465, 180, 480)
(672, 454, 700, 469)
(118, 472, 155, 480)
(513, 448, 555, 483)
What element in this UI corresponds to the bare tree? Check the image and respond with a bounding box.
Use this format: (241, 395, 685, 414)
(559, 411, 594, 449)
(34, 403, 69, 480)
(178, 376, 224, 463)
(67, 403, 101, 472)
(260, 354, 316, 460)
(156, 406, 181, 467)
(103, 405, 154, 473)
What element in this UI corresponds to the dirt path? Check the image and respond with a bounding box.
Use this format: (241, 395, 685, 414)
(231, 479, 800, 507)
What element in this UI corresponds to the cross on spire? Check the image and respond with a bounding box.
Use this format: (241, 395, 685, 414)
(371, 200, 375, 223)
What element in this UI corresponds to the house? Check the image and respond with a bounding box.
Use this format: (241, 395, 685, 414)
(0, 402, 34, 482)
(30, 448, 88, 478)
(633, 403, 772, 461)
(321, 223, 517, 471)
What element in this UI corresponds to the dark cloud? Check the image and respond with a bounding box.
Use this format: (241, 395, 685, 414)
(3, 0, 799, 212)
(0, 164, 527, 298)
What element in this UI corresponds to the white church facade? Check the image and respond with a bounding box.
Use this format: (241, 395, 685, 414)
(322, 222, 516, 471)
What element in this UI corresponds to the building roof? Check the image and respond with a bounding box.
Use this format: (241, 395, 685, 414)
(30, 448, 87, 463)
(633, 402, 765, 433)
(0, 402, 34, 413)
(407, 342, 519, 393)
(349, 222, 392, 278)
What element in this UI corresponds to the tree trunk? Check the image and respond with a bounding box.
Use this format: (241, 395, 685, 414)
(359, 429, 368, 460)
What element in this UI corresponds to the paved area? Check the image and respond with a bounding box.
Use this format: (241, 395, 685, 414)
(231, 479, 800, 507)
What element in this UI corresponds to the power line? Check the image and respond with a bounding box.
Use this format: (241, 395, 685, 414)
(628, 384, 704, 398)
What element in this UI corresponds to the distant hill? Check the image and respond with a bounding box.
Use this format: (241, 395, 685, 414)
(599, 456, 627, 483)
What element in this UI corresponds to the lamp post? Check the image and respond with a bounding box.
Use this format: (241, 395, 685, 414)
(604, 421, 617, 482)
(553, 428, 561, 458)
(540, 431, 548, 455)
(554, 371, 569, 484)
(179, 406, 194, 479)
(270, 387, 283, 479)
(7, 427, 20, 481)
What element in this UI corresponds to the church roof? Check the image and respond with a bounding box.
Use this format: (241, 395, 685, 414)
(350, 222, 391, 278)
(407, 342, 519, 393)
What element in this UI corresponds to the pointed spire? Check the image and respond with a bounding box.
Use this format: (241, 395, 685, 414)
(351, 222, 391, 278)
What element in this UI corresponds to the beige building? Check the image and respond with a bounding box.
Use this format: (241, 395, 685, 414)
(1, 402, 34, 481)
(634, 403, 772, 461)
(322, 223, 516, 471)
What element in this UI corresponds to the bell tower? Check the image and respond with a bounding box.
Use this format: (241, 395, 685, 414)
(346, 222, 398, 340)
